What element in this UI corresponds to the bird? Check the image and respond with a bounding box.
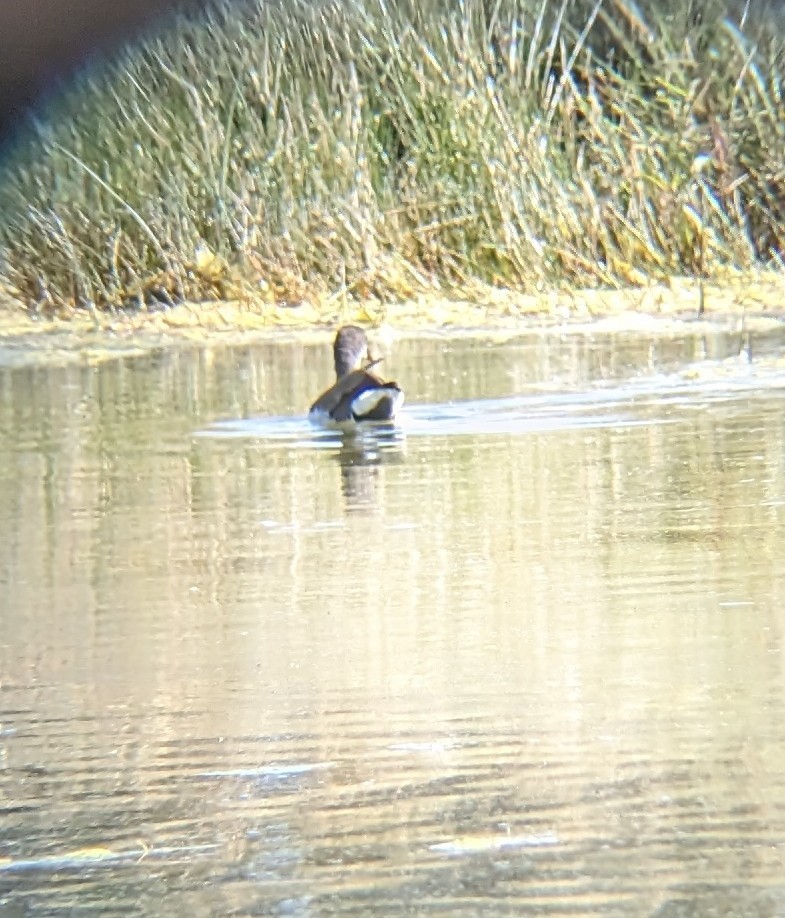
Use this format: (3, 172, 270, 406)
(309, 325, 405, 423)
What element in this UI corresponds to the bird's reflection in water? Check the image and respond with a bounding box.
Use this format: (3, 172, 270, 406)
(333, 423, 406, 511)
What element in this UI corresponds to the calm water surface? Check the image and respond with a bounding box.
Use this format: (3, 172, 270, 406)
(2, 322, 785, 915)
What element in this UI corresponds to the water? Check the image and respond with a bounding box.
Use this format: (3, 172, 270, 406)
(2, 321, 785, 916)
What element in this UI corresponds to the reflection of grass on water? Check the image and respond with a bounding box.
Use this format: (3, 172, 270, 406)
(0, 0, 783, 320)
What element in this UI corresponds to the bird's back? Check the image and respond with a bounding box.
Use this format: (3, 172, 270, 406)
(310, 369, 403, 422)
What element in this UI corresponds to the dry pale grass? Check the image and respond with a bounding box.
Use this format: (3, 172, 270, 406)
(0, 0, 783, 319)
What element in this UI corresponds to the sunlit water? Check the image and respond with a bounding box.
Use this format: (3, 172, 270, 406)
(2, 321, 785, 916)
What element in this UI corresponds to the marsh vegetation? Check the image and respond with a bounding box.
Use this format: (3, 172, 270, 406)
(0, 0, 783, 318)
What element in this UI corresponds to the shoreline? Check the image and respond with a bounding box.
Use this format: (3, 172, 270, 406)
(1, 277, 784, 367)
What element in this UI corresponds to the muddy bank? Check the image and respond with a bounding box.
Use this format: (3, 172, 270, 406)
(1, 277, 783, 368)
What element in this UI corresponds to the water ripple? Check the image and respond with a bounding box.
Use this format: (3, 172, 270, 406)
(197, 356, 785, 444)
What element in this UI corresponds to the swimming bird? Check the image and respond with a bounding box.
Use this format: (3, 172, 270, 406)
(309, 325, 405, 423)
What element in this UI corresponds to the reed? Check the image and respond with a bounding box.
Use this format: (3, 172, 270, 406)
(0, 0, 783, 315)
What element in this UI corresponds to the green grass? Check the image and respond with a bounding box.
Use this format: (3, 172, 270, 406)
(0, 0, 784, 315)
